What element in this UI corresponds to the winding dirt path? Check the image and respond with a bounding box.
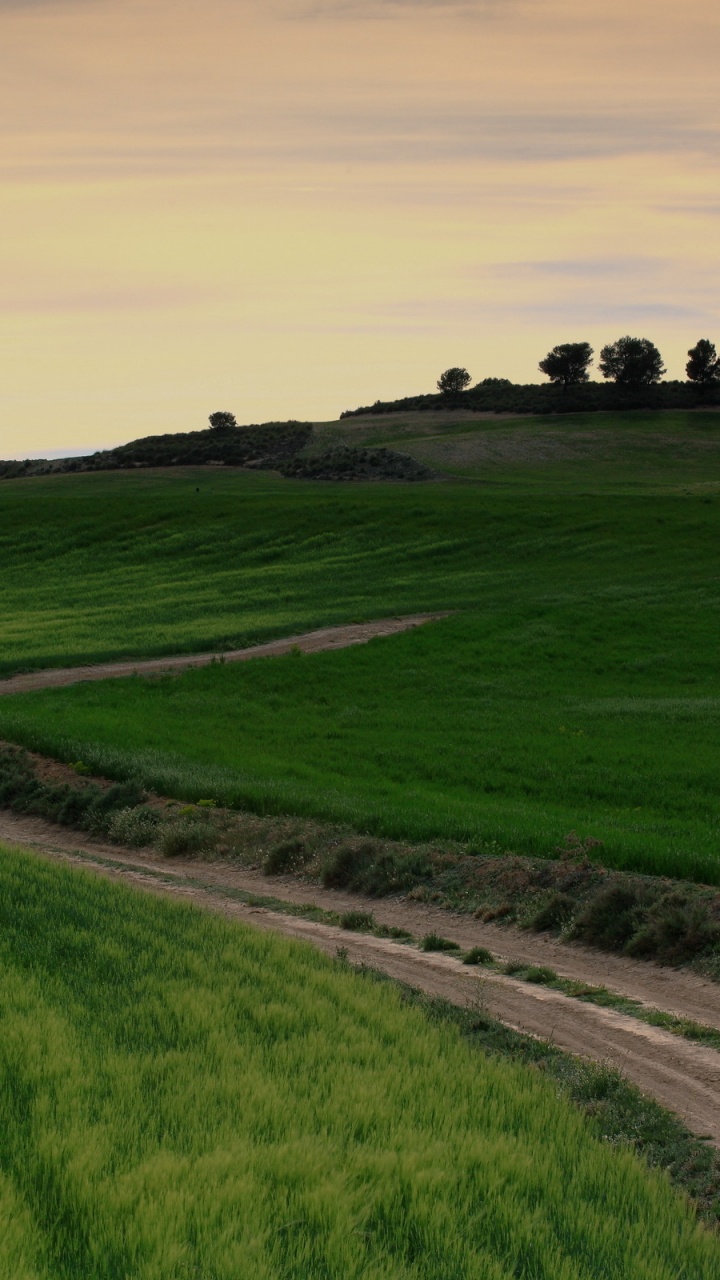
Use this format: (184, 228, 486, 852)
(0, 613, 450, 696)
(3, 810, 720, 1145)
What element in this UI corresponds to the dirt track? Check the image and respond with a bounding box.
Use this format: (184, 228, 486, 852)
(0, 614, 449, 696)
(2, 809, 720, 1145)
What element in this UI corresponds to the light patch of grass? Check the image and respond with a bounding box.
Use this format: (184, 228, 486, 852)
(0, 841, 718, 1277)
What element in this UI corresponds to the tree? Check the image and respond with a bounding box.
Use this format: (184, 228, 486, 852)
(598, 336, 665, 386)
(538, 342, 593, 390)
(686, 339, 720, 386)
(437, 367, 471, 396)
(208, 411, 237, 431)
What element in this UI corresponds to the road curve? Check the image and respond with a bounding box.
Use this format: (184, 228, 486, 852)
(0, 612, 451, 696)
(4, 826, 720, 1147)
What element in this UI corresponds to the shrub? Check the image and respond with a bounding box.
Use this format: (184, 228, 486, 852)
(625, 891, 720, 963)
(263, 838, 308, 875)
(570, 884, 649, 950)
(157, 818, 216, 858)
(528, 892, 575, 932)
(106, 806, 160, 848)
(320, 840, 376, 889)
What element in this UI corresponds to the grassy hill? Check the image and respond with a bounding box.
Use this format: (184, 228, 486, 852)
(1, 410, 720, 880)
(1, 844, 717, 1279)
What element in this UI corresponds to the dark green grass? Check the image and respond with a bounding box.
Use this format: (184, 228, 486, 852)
(1, 414, 719, 675)
(2, 418, 720, 880)
(322, 409, 720, 489)
(3, 599, 720, 879)
(4, 844, 718, 1278)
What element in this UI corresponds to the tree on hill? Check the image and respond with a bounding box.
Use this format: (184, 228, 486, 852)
(437, 367, 471, 396)
(538, 342, 593, 390)
(598, 336, 665, 386)
(208, 411, 237, 431)
(686, 339, 720, 386)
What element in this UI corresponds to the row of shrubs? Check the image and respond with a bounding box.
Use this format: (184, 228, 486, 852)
(341, 379, 720, 419)
(0, 421, 314, 481)
(262, 828, 720, 968)
(279, 445, 434, 482)
(0, 747, 215, 858)
(2, 746, 719, 968)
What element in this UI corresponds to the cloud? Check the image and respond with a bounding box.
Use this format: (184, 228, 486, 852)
(283, 0, 523, 18)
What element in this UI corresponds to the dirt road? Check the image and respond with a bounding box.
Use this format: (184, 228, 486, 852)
(0, 613, 450, 696)
(2, 809, 720, 1145)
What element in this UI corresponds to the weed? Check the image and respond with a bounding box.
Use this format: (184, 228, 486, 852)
(420, 933, 460, 952)
(340, 910, 375, 932)
(462, 946, 495, 966)
(523, 965, 558, 984)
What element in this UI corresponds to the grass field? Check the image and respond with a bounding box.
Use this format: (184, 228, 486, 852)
(1, 411, 720, 880)
(0, 843, 717, 1279)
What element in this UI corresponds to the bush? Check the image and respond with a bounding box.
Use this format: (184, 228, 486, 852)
(624, 891, 720, 963)
(106, 806, 160, 848)
(570, 884, 649, 950)
(320, 840, 377, 889)
(157, 818, 216, 858)
(528, 892, 575, 932)
(263, 838, 309, 875)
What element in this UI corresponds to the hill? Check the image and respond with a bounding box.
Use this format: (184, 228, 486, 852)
(0, 420, 433, 483)
(2, 411, 720, 882)
(342, 379, 720, 418)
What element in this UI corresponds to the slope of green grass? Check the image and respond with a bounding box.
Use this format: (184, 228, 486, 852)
(3, 588, 720, 879)
(0, 843, 717, 1279)
(1, 419, 720, 879)
(328, 409, 720, 487)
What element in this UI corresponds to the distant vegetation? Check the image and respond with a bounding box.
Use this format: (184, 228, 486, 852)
(344, 336, 720, 416)
(0, 417, 431, 485)
(0, 418, 314, 480)
(1, 845, 717, 1279)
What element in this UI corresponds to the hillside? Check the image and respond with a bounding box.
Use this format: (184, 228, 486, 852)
(1, 843, 717, 1279)
(0, 420, 434, 483)
(342, 379, 720, 418)
(1, 414, 720, 881)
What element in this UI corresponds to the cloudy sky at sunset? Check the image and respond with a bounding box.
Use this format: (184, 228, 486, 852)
(1, 0, 718, 455)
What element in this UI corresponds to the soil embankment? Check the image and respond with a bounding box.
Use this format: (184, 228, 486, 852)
(1, 808, 719, 1146)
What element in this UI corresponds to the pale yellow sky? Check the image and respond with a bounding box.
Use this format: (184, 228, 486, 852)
(1, 0, 718, 454)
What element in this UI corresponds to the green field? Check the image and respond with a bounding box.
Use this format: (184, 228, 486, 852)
(0, 843, 717, 1279)
(2, 413, 720, 880)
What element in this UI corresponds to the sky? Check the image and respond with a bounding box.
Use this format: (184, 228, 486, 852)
(1, 0, 718, 455)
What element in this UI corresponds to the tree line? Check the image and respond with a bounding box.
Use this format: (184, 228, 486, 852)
(437, 337, 720, 396)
